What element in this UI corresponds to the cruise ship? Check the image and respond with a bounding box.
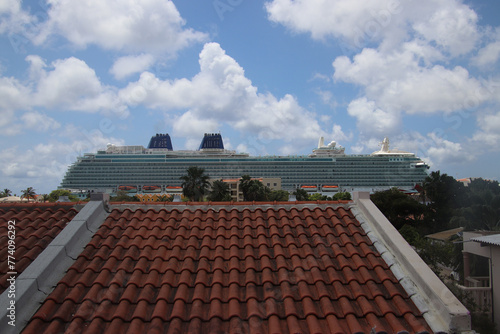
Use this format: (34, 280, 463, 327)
(60, 133, 429, 196)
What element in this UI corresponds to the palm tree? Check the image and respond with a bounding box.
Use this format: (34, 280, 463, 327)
(180, 167, 210, 202)
(21, 187, 36, 202)
(2, 188, 12, 198)
(239, 175, 252, 201)
(208, 180, 232, 202)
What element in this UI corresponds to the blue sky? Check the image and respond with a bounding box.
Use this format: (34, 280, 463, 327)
(1, 0, 500, 195)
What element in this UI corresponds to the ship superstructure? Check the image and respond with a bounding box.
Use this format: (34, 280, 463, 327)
(60, 133, 429, 195)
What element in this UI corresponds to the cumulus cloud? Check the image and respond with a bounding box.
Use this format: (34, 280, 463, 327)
(120, 43, 325, 145)
(473, 41, 500, 68)
(33, 0, 207, 53)
(8, 55, 127, 116)
(333, 45, 485, 114)
(0, 76, 30, 111)
(0, 0, 34, 35)
(0, 127, 124, 192)
(426, 133, 470, 165)
(21, 111, 61, 132)
(110, 54, 156, 80)
(172, 111, 219, 140)
(0, 55, 130, 139)
(265, 0, 406, 43)
(265, 0, 481, 55)
(347, 98, 401, 138)
(412, 4, 479, 56)
(472, 111, 500, 148)
(472, 28, 500, 68)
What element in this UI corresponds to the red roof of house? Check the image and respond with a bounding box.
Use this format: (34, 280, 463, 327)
(23, 203, 431, 333)
(0, 203, 79, 294)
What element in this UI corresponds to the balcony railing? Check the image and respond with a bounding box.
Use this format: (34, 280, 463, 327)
(457, 277, 492, 314)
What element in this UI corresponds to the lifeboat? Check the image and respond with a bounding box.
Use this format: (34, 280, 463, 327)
(143, 185, 161, 192)
(118, 185, 137, 192)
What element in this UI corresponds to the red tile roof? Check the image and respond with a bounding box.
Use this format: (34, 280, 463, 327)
(23, 204, 432, 333)
(0, 203, 79, 294)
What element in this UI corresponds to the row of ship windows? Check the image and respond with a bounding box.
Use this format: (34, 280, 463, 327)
(64, 177, 425, 186)
(70, 167, 415, 174)
(65, 171, 426, 178)
(72, 161, 416, 168)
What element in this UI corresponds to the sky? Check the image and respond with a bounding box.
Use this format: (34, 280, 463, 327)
(1, 0, 500, 195)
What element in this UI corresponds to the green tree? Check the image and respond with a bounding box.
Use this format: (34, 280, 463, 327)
(239, 176, 271, 201)
(268, 190, 289, 201)
(48, 189, 79, 202)
(21, 187, 36, 202)
(239, 175, 253, 201)
(180, 166, 210, 202)
(208, 180, 232, 202)
(423, 171, 463, 207)
(371, 188, 426, 230)
(111, 190, 140, 202)
(293, 188, 309, 201)
(2, 188, 12, 198)
(332, 192, 352, 200)
(308, 193, 328, 201)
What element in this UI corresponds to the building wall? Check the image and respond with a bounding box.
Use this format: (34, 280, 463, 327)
(463, 232, 500, 327)
(491, 246, 500, 327)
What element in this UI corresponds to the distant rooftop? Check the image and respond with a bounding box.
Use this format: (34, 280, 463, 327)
(471, 234, 500, 247)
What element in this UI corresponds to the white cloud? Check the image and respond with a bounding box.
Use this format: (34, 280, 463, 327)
(265, 0, 481, 55)
(265, 0, 405, 43)
(333, 46, 486, 114)
(34, 57, 103, 108)
(110, 54, 155, 80)
(331, 124, 352, 143)
(0, 127, 124, 193)
(426, 133, 469, 165)
(347, 98, 401, 138)
(172, 111, 219, 140)
(0, 0, 19, 14)
(0, 76, 30, 111)
(473, 40, 500, 68)
(0, 0, 34, 35)
(0, 75, 31, 135)
(413, 4, 479, 56)
(21, 111, 61, 132)
(120, 43, 325, 145)
(28, 56, 128, 116)
(0, 56, 129, 137)
(472, 111, 500, 148)
(34, 0, 207, 53)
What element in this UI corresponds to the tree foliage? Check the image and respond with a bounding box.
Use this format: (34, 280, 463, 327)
(371, 188, 426, 230)
(293, 188, 309, 201)
(208, 180, 232, 202)
(180, 166, 210, 202)
(1, 188, 12, 198)
(332, 192, 352, 200)
(239, 176, 271, 201)
(47, 189, 79, 202)
(21, 187, 36, 202)
(268, 190, 289, 201)
(292, 189, 351, 201)
(111, 190, 140, 202)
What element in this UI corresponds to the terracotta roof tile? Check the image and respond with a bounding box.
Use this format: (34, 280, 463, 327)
(0, 204, 79, 294)
(24, 204, 432, 333)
